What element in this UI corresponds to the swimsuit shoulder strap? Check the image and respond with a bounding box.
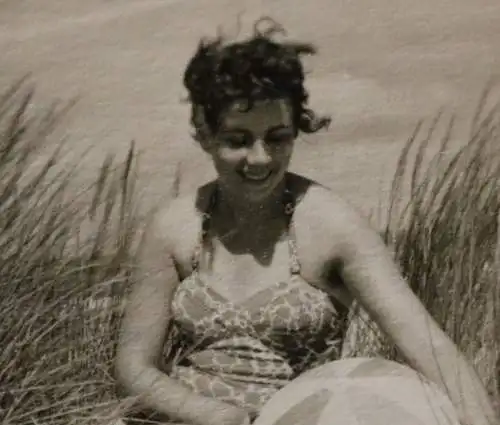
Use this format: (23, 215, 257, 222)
(283, 186, 302, 276)
(191, 185, 218, 271)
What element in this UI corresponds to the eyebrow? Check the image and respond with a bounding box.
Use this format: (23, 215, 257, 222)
(267, 125, 292, 132)
(219, 124, 293, 133)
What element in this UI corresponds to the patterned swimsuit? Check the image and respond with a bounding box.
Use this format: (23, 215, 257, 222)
(167, 185, 349, 419)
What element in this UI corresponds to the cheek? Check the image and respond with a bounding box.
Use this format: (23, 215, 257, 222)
(275, 142, 294, 162)
(213, 146, 246, 167)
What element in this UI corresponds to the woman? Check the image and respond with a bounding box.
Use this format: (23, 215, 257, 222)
(115, 18, 498, 425)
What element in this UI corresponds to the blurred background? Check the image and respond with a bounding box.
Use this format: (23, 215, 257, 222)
(2, 0, 500, 223)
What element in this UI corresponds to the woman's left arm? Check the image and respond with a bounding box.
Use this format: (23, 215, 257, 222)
(326, 199, 499, 425)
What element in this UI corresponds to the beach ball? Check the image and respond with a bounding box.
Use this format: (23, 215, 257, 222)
(253, 357, 460, 425)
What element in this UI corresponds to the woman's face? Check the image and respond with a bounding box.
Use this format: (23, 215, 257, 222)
(204, 98, 295, 203)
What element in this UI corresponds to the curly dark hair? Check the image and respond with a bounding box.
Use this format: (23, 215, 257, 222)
(183, 17, 331, 140)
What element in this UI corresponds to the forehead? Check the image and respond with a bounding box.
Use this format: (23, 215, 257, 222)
(220, 98, 293, 130)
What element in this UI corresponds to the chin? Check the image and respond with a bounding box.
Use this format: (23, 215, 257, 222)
(219, 170, 287, 200)
(242, 179, 283, 202)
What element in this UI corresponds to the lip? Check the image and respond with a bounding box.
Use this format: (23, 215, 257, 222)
(239, 170, 273, 184)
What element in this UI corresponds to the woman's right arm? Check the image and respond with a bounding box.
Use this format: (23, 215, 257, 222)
(114, 205, 193, 422)
(114, 205, 250, 425)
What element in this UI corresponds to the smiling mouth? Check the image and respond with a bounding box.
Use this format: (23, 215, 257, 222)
(240, 170, 273, 183)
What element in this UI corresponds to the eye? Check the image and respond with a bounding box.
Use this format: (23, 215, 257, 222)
(218, 131, 251, 148)
(265, 129, 294, 144)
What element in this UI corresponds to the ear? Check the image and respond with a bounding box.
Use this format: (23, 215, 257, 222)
(191, 105, 213, 151)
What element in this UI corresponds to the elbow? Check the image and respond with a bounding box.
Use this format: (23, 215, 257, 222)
(114, 353, 135, 395)
(114, 350, 154, 396)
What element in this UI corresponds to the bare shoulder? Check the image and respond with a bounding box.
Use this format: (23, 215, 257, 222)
(294, 176, 371, 231)
(302, 185, 361, 221)
(149, 182, 216, 268)
(290, 174, 383, 258)
(153, 196, 195, 243)
(157, 181, 214, 231)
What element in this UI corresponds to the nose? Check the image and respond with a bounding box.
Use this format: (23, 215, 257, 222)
(246, 139, 271, 165)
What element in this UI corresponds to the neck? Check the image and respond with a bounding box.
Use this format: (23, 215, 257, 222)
(215, 178, 288, 228)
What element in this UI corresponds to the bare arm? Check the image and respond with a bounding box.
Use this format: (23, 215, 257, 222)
(114, 207, 242, 425)
(324, 197, 498, 425)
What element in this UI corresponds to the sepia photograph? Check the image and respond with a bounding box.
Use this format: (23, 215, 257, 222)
(0, 1, 499, 424)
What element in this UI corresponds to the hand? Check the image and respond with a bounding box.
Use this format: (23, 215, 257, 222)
(194, 399, 251, 425)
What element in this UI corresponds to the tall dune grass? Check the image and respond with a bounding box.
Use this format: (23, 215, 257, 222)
(0, 79, 150, 425)
(0, 78, 498, 424)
